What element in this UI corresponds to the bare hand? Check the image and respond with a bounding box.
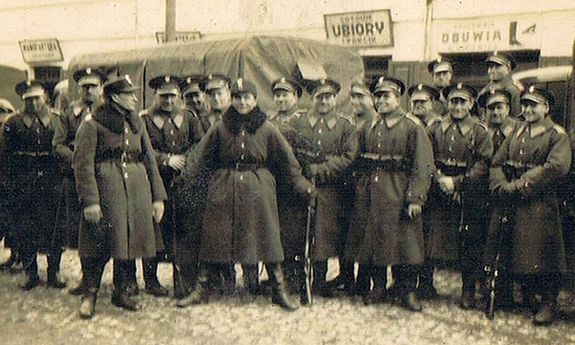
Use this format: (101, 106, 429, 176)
(152, 201, 165, 223)
(438, 176, 455, 194)
(167, 155, 186, 171)
(83, 204, 103, 223)
(407, 203, 422, 219)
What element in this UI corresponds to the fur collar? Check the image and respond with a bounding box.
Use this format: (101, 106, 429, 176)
(222, 106, 267, 135)
(92, 102, 140, 134)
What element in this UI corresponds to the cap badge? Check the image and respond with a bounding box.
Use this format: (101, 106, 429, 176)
(529, 85, 535, 93)
(457, 83, 463, 89)
(86, 67, 92, 74)
(26, 80, 32, 86)
(280, 77, 286, 83)
(164, 76, 170, 83)
(417, 84, 423, 90)
(186, 77, 191, 83)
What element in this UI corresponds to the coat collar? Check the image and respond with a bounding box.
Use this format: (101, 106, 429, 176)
(21, 106, 51, 128)
(371, 108, 404, 129)
(527, 117, 554, 138)
(72, 99, 102, 117)
(308, 110, 338, 130)
(151, 110, 184, 130)
(441, 114, 473, 136)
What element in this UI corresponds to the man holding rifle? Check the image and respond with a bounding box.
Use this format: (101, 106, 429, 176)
(488, 86, 571, 326)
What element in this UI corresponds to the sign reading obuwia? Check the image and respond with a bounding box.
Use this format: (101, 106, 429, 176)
(324, 10, 394, 48)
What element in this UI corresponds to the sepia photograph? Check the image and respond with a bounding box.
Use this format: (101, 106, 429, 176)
(0, 1, 575, 344)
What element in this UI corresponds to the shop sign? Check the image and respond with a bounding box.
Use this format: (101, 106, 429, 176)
(324, 10, 394, 48)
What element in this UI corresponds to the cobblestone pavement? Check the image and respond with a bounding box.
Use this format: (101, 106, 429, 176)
(1, 249, 575, 345)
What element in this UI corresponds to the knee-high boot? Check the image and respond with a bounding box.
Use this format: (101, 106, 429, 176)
(79, 257, 106, 319)
(143, 257, 168, 297)
(269, 263, 298, 311)
(47, 252, 66, 289)
(176, 265, 210, 308)
(312, 261, 332, 297)
(19, 250, 39, 290)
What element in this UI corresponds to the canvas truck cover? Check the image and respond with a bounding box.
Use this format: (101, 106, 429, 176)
(67, 36, 365, 114)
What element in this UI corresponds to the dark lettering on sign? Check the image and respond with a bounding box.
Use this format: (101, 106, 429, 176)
(331, 22, 386, 37)
(441, 29, 502, 44)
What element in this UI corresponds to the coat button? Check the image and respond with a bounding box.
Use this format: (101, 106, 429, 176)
(170, 130, 175, 135)
(125, 140, 129, 145)
(378, 132, 382, 136)
(317, 140, 321, 145)
(377, 143, 382, 148)
(451, 136, 455, 141)
(240, 154, 245, 160)
(519, 149, 524, 155)
(318, 128, 322, 134)
(374, 175, 379, 182)
(241, 143, 245, 149)
(240, 175, 244, 181)
(172, 141, 176, 146)
(124, 172, 128, 179)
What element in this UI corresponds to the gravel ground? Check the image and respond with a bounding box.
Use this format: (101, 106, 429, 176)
(1, 248, 574, 345)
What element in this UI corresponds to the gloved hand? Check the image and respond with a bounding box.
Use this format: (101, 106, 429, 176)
(167, 154, 186, 172)
(153, 201, 165, 223)
(83, 204, 103, 223)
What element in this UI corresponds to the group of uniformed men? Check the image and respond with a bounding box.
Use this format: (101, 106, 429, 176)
(0, 51, 571, 327)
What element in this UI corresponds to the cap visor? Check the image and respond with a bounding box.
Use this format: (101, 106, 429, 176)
(520, 94, 546, 104)
(22, 90, 45, 99)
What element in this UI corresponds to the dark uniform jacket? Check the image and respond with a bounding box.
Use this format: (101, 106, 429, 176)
(345, 109, 433, 266)
(426, 114, 494, 268)
(488, 117, 521, 155)
(486, 118, 571, 274)
(269, 107, 308, 258)
(183, 106, 312, 265)
(73, 102, 167, 259)
(1, 107, 60, 253)
(286, 109, 358, 260)
(53, 98, 103, 247)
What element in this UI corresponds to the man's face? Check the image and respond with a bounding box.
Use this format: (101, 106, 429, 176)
(184, 91, 205, 111)
(80, 83, 102, 104)
(374, 90, 400, 114)
(411, 98, 433, 117)
(273, 90, 298, 112)
(232, 93, 257, 115)
(487, 63, 509, 82)
(350, 92, 374, 114)
(448, 96, 473, 120)
(313, 93, 336, 115)
(207, 87, 231, 112)
(433, 71, 452, 88)
(522, 100, 548, 124)
(112, 91, 138, 112)
(24, 95, 46, 114)
(155, 92, 178, 113)
(486, 102, 510, 126)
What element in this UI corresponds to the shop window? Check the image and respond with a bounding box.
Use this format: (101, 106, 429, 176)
(363, 56, 390, 82)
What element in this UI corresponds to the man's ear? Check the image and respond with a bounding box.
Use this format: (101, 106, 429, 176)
(110, 93, 120, 103)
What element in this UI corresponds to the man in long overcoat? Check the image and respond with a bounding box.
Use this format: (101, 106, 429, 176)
(487, 86, 571, 325)
(345, 76, 433, 311)
(141, 75, 204, 298)
(426, 83, 493, 309)
(73, 74, 166, 318)
(285, 78, 357, 297)
(1, 80, 65, 290)
(176, 79, 314, 311)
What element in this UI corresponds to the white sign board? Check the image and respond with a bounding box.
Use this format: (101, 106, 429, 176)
(324, 10, 394, 48)
(19, 39, 63, 63)
(433, 17, 541, 53)
(156, 31, 202, 44)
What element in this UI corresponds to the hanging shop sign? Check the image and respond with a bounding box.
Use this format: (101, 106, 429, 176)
(324, 9, 394, 48)
(19, 39, 63, 63)
(433, 16, 541, 53)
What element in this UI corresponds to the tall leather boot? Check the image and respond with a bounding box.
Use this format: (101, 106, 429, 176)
(534, 276, 558, 326)
(80, 288, 98, 319)
(69, 258, 88, 295)
(418, 262, 438, 299)
(396, 265, 422, 312)
(143, 257, 168, 297)
(312, 261, 332, 297)
(363, 265, 387, 305)
(269, 263, 298, 311)
(221, 264, 236, 296)
(354, 264, 370, 297)
(242, 264, 259, 303)
(460, 273, 476, 310)
(335, 260, 356, 296)
(111, 259, 138, 311)
(176, 266, 210, 308)
(19, 251, 39, 291)
(47, 252, 66, 289)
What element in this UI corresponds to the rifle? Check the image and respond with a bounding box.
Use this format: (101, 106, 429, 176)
(484, 208, 511, 319)
(302, 179, 316, 305)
